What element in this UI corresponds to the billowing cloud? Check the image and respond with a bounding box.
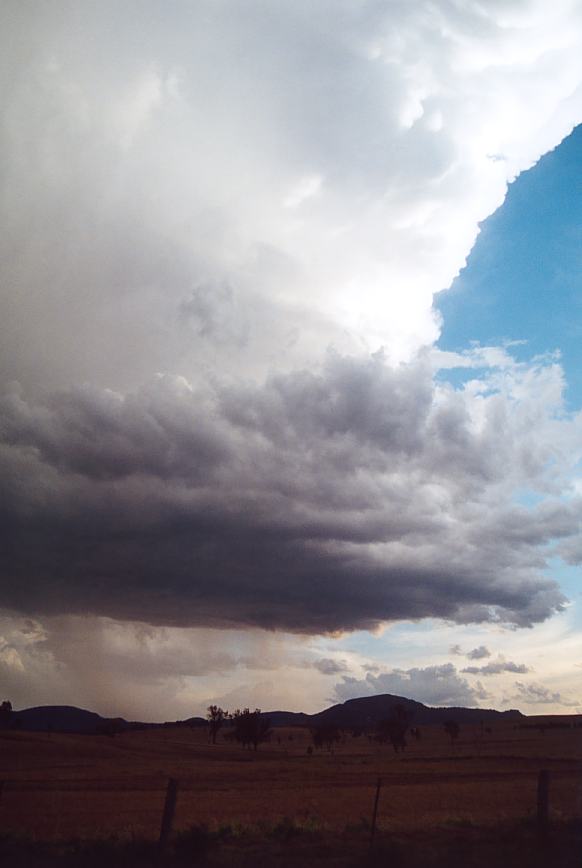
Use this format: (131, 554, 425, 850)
(333, 663, 490, 707)
(2, 1, 582, 714)
(463, 659, 529, 675)
(1, 351, 580, 633)
(2, 1, 582, 396)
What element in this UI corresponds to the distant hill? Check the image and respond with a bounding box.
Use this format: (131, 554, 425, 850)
(11, 705, 206, 734)
(263, 710, 313, 727)
(305, 694, 523, 728)
(8, 693, 522, 735)
(13, 705, 118, 734)
(263, 694, 522, 729)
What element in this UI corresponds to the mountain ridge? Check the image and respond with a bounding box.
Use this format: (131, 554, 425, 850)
(6, 692, 524, 734)
(263, 693, 523, 728)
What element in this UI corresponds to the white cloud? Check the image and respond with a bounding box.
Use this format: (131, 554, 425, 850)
(1, 2, 582, 393)
(511, 681, 580, 708)
(284, 175, 323, 209)
(333, 664, 490, 708)
(462, 658, 530, 675)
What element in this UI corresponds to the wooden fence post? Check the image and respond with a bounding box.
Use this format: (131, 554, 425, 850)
(537, 769, 550, 838)
(158, 777, 179, 860)
(369, 777, 382, 853)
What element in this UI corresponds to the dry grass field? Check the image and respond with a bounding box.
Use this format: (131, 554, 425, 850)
(0, 720, 580, 846)
(0, 724, 582, 868)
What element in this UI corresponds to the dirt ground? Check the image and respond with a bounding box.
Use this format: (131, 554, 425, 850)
(0, 721, 580, 841)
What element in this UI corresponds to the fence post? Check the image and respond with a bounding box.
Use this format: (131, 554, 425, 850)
(158, 777, 179, 860)
(0, 780, 3, 807)
(537, 769, 550, 838)
(369, 777, 382, 852)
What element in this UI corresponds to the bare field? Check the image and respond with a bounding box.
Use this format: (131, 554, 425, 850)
(0, 723, 580, 841)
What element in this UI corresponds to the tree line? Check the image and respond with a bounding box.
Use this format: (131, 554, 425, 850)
(0, 698, 462, 750)
(205, 703, 462, 753)
(206, 706, 272, 750)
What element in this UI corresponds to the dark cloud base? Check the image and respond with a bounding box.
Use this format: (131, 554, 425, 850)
(0, 352, 572, 633)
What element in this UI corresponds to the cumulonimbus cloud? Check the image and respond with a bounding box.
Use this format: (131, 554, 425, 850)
(1, 349, 580, 633)
(1, 1, 582, 395)
(2, 1, 582, 646)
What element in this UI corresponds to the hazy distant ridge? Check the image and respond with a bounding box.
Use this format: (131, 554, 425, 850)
(11, 693, 523, 734)
(265, 693, 522, 728)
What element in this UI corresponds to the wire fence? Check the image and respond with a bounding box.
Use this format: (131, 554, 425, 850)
(0, 766, 579, 839)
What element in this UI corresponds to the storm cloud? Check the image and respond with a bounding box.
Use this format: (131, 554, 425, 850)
(1, 350, 580, 633)
(2, 0, 582, 675)
(2, 1, 582, 396)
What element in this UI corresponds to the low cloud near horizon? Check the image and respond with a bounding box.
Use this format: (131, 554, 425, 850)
(333, 663, 490, 708)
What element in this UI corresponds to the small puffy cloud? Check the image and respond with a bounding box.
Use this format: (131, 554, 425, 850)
(449, 644, 463, 656)
(312, 658, 349, 676)
(467, 645, 492, 660)
(333, 663, 489, 708)
(512, 682, 580, 708)
(463, 659, 529, 675)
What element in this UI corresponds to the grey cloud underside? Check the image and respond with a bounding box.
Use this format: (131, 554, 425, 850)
(462, 660, 529, 675)
(313, 658, 349, 675)
(0, 353, 573, 632)
(512, 682, 580, 707)
(466, 645, 491, 660)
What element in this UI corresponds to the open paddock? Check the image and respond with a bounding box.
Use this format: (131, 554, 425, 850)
(0, 722, 580, 841)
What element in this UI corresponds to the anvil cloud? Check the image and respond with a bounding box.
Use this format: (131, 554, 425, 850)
(2, 1, 582, 393)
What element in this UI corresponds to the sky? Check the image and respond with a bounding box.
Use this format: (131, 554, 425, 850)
(437, 122, 582, 407)
(1, 0, 582, 721)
